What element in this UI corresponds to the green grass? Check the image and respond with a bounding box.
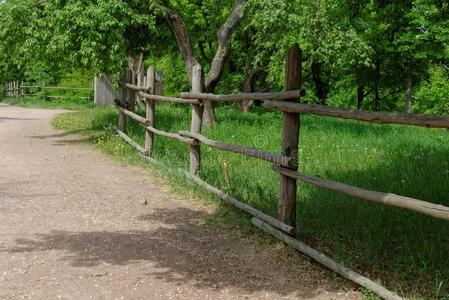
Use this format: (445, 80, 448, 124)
(49, 103, 449, 299)
(1, 95, 95, 110)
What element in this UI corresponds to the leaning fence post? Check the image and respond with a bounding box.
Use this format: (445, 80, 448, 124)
(145, 66, 155, 157)
(190, 64, 203, 175)
(277, 44, 302, 229)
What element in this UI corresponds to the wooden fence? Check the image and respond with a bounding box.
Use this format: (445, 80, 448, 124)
(4, 81, 93, 100)
(114, 45, 449, 300)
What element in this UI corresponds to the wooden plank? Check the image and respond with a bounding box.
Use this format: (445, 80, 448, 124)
(190, 64, 203, 175)
(252, 218, 402, 300)
(114, 101, 150, 126)
(183, 172, 296, 235)
(145, 67, 155, 157)
(180, 89, 305, 102)
(263, 101, 449, 129)
(273, 165, 449, 222)
(114, 127, 148, 155)
(139, 92, 199, 104)
(278, 44, 302, 228)
(179, 131, 291, 166)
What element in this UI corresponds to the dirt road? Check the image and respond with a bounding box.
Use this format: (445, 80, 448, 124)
(0, 104, 358, 299)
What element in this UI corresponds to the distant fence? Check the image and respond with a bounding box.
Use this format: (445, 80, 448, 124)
(4, 81, 93, 100)
(112, 44, 448, 300)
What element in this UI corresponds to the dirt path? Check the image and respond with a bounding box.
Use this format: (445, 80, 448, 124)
(0, 104, 358, 300)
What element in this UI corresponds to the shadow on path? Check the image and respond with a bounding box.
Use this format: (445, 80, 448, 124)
(4, 207, 350, 298)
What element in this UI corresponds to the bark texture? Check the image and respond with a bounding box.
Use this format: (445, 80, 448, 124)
(165, 1, 245, 125)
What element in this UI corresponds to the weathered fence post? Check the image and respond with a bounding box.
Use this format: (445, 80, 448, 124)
(278, 44, 302, 229)
(190, 64, 203, 175)
(128, 69, 136, 112)
(145, 66, 156, 157)
(118, 71, 130, 131)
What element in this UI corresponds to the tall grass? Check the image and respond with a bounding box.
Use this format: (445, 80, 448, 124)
(53, 104, 449, 298)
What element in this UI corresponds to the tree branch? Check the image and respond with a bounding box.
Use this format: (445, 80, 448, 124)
(165, 9, 199, 85)
(204, 0, 245, 92)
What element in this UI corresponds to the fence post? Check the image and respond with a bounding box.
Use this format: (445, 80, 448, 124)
(145, 66, 155, 157)
(127, 69, 136, 112)
(118, 71, 130, 131)
(277, 44, 302, 229)
(190, 64, 203, 175)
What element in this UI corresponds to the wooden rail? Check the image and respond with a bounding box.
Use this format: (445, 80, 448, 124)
(179, 131, 291, 166)
(21, 85, 92, 91)
(139, 92, 200, 104)
(184, 172, 296, 235)
(264, 101, 449, 128)
(140, 125, 195, 145)
(252, 218, 402, 300)
(273, 165, 449, 221)
(114, 102, 150, 126)
(180, 90, 305, 102)
(114, 127, 147, 155)
(123, 83, 152, 92)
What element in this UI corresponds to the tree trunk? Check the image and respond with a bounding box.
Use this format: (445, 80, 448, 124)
(406, 67, 413, 113)
(165, 10, 199, 86)
(357, 85, 364, 110)
(238, 63, 257, 112)
(373, 56, 381, 111)
(311, 59, 326, 105)
(202, 0, 244, 125)
(165, 1, 245, 126)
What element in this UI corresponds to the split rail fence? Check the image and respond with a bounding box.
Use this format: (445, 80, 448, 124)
(114, 45, 449, 300)
(4, 81, 93, 100)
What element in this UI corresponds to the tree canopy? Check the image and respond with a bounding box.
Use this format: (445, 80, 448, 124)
(1, 0, 448, 114)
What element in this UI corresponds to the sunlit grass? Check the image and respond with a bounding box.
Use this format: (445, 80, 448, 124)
(52, 104, 449, 298)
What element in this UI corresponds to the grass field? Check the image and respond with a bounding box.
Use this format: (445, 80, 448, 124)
(4, 95, 448, 298)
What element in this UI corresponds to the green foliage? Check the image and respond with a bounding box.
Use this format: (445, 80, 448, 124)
(415, 65, 449, 114)
(2, 0, 448, 113)
(146, 53, 189, 97)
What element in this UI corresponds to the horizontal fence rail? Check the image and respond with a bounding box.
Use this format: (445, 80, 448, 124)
(273, 165, 449, 221)
(264, 101, 449, 128)
(180, 90, 306, 102)
(4, 81, 93, 99)
(21, 85, 92, 91)
(139, 92, 200, 104)
(142, 125, 195, 145)
(115, 127, 148, 155)
(252, 218, 402, 300)
(122, 83, 152, 92)
(178, 131, 292, 166)
(114, 101, 150, 126)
